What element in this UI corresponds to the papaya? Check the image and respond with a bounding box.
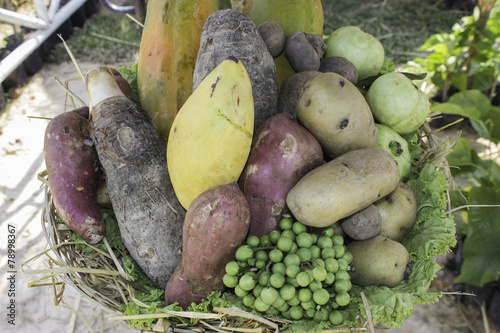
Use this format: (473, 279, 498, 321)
(137, 0, 222, 142)
(242, 0, 324, 85)
(167, 58, 254, 210)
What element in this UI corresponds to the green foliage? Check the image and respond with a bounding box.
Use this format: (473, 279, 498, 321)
(446, 138, 500, 286)
(431, 89, 500, 143)
(405, 5, 500, 94)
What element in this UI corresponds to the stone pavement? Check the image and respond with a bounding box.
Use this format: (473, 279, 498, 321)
(0, 61, 135, 333)
(0, 60, 468, 333)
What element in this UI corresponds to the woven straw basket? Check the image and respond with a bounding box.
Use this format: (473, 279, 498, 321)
(27, 121, 455, 333)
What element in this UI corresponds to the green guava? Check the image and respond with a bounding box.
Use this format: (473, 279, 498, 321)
(324, 26, 384, 81)
(375, 123, 411, 181)
(366, 72, 429, 135)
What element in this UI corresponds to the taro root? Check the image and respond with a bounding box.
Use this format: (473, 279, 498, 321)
(319, 56, 358, 85)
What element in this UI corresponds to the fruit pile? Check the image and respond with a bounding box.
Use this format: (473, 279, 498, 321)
(36, 0, 457, 332)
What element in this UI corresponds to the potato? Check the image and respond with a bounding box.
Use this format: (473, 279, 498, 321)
(318, 56, 358, 86)
(285, 31, 320, 72)
(165, 182, 251, 309)
(374, 182, 417, 241)
(278, 70, 321, 119)
(286, 147, 400, 228)
(257, 21, 286, 57)
(347, 235, 410, 287)
(239, 112, 324, 237)
(340, 204, 381, 241)
(305, 33, 326, 59)
(297, 72, 378, 159)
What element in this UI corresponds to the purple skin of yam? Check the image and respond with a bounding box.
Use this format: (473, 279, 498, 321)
(239, 112, 324, 237)
(165, 182, 250, 309)
(44, 106, 105, 245)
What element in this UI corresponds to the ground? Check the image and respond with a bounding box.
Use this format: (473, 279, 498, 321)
(0, 2, 499, 333)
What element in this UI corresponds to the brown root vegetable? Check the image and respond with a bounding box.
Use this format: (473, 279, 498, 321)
(319, 56, 358, 85)
(285, 31, 320, 72)
(193, 9, 279, 132)
(305, 33, 326, 59)
(340, 204, 382, 240)
(286, 147, 400, 228)
(86, 67, 185, 289)
(257, 21, 286, 57)
(278, 70, 321, 119)
(165, 182, 250, 309)
(347, 235, 410, 287)
(44, 106, 105, 245)
(375, 182, 417, 241)
(239, 112, 323, 237)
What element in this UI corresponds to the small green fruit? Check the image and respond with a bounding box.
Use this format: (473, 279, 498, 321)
(376, 123, 411, 181)
(366, 72, 429, 134)
(325, 26, 384, 80)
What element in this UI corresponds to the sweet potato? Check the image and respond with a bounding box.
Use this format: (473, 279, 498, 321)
(165, 182, 250, 309)
(86, 67, 185, 289)
(239, 112, 323, 237)
(192, 9, 279, 132)
(44, 106, 105, 245)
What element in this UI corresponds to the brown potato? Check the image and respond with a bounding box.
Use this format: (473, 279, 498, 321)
(286, 147, 400, 228)
(285, 31, 320, 72)
(375, 182, 417, 241)
(319, 56, 358, 85)
(297, 72, 378, 159)
(278, 70, 321, 119)
(305, 33, 326, 59)
(347, 235, 410, 287)
(257, 21, 286, 57)
(340, 204, 381, 240)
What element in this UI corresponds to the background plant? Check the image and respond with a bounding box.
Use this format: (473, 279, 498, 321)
(405, 0, 499, 102)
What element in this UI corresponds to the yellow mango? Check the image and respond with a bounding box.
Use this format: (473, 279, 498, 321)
(167, 58, 254, 209)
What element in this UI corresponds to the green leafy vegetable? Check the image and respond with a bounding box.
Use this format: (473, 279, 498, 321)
(446, 138, 500, 286)
(455, 186, 500, 286)
(117, 62, 139, 102)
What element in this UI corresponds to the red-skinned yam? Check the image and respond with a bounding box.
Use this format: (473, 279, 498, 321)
(165, 182, 250, 309)
(239, 112, 324, 237)
(44, 106, 105, 245)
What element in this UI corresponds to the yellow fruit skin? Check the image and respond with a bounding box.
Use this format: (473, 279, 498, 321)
(137, 0, 220, 143)
(242, 0, 324, 85)
(167, 58, 254, 209)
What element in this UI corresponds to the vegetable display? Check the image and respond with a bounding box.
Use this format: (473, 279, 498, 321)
(37, 3, 458, 332)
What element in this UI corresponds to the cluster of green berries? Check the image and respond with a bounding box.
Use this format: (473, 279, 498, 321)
(223, 218, 353, 325)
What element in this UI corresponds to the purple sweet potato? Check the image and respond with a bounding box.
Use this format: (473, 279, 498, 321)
(44, 106, 105, 245)
(239, 112, 324, 237)
(165, 182, 250, 309)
